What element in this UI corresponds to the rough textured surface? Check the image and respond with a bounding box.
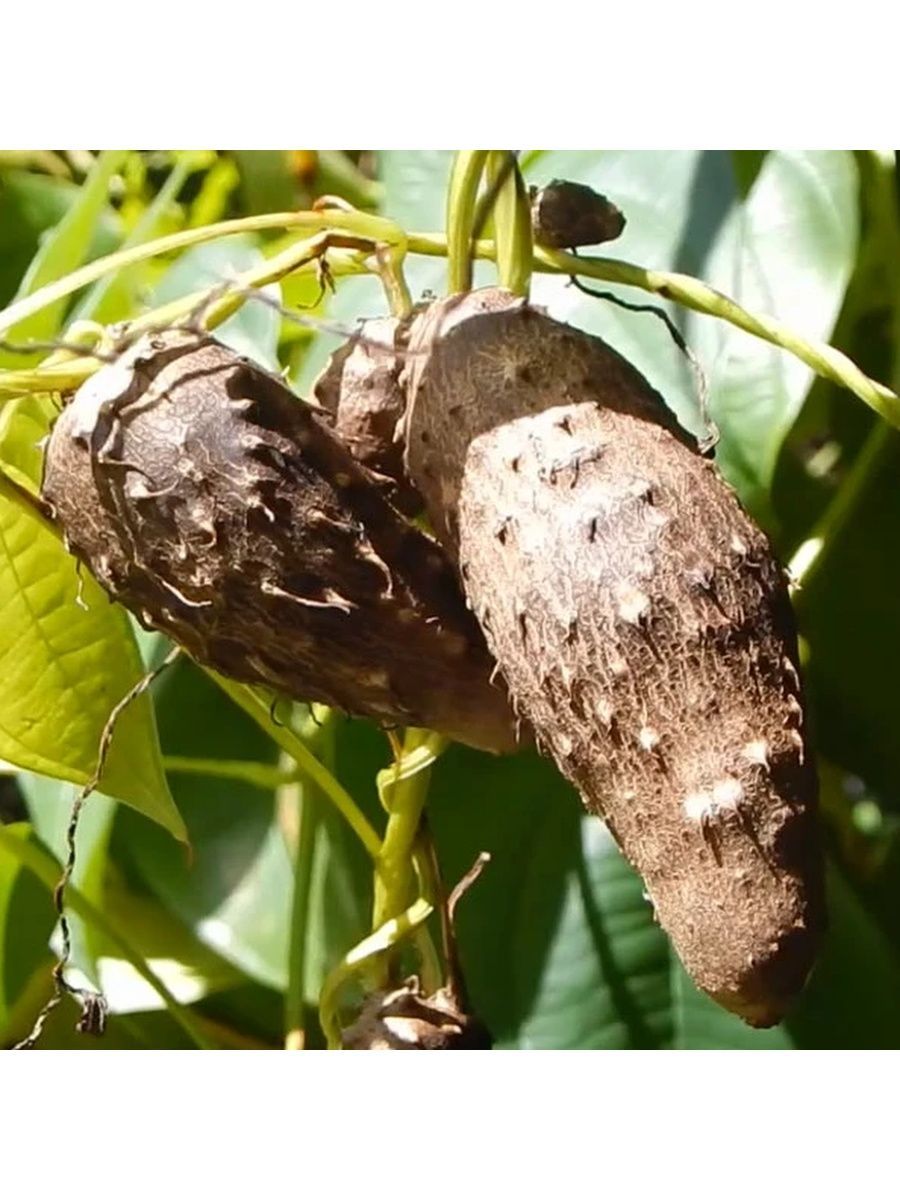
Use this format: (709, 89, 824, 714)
(41, 331, 517, 754)
(398, 289, 825, 1027)
(313, 315, 422, 515)
(342, 981, 492, 1050)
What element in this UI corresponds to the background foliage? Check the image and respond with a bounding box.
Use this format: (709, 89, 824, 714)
(1, 149, 898, 1049)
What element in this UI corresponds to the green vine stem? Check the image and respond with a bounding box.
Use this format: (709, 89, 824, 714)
(486, 151, 533, 297)
(0, 207, 407, 341)
(283, 707, 334, 1050)
(446, 151, 488, 294)
(283, 764, 318, 1050)
(0, 236, 372, 396)
(318, 896, 434, 1049)
(789, 152, 900, 596)
(2, 226, 896, 440)
(0, 825, 213, 1049)
(162, 755, 301, 791)
(406, 233, 900, 432)
(371, 729, 447, 931)
(208, 672, 382, 861)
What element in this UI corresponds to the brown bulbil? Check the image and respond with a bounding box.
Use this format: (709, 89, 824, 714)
(530, 179, 626, 249)
(396, 289, 824, 1027)
(41, 331, 517, 754)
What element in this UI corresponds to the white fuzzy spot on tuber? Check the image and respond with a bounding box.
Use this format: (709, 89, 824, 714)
(616, 584, 650, 625)
(381, 1016, 427, 1045)
(638, 726, 660, 752)
(712, 778, 744, 809)
(684, 777, 744, 823)
(742, 739, 769, 767)
(595, 697, 615, 728)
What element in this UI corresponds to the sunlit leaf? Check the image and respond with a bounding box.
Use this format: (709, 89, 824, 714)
(695, 150, 858, 515)
(0, 478, 185, 840)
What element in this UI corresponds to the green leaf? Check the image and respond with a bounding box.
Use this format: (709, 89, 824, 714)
(0, 478, 185, 840)
(0, 822, 55, 1033)
(72, 151, 200, 327)
(0, 820, 210, 1046)
(81, 864, 242, 1015)
(232, 151, 296, 216)
(19, 772, 117, 982)
(0, 391, 57, 492)
(121, 668, 378, 1009)
(695, 150, 859, 514)
(783, 864, 900, 1049)
(116, 660, 291, 988)
(801, 432, 900, 799)
(427, 743, 674, 1048)
(0, 150, 127, 365)
(731, 151, 768, 199)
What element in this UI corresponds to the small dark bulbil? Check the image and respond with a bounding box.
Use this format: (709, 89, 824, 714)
(41, 331, 517, 754)
(530, 179, 627, 250)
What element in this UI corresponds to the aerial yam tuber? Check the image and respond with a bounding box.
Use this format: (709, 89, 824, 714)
(41, 330, 516, 754)
(315, 287, 823, 1027)
(397, 289, 824, 1026)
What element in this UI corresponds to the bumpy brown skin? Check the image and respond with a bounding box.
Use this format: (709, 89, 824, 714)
(41, 331, 517, 755)
(313, 316, 423, 516)
(398, 289, 825, 1027)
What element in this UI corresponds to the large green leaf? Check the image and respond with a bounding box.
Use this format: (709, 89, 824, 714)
(0, 391, 57, 493)
(0, 479, 184, 840)
(800, 431, 900, 801)
(118, 664, 376, 1003)
(693, 150, 859, 515)
(426, 744, 679, 1048)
